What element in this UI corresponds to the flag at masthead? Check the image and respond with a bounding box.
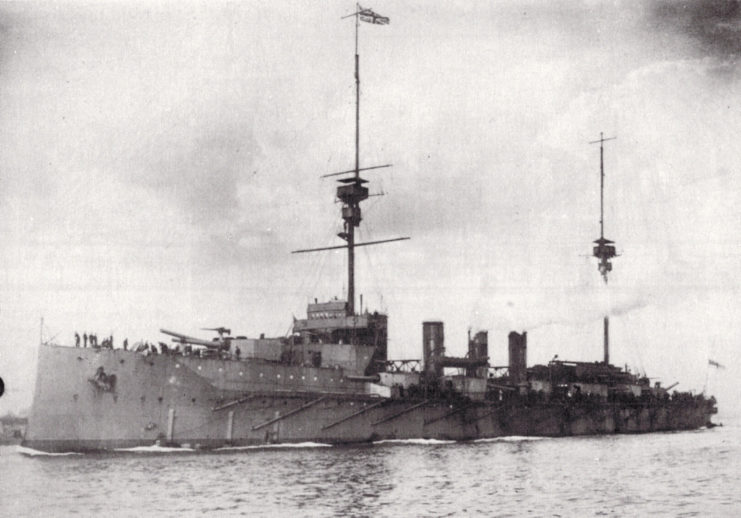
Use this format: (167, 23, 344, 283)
(359, 6, 390, 25)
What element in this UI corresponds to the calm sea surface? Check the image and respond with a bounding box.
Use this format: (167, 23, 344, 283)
(2, 420, 739, 517)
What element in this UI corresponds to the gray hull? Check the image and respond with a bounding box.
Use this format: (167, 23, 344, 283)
(24, 345, 716, 453)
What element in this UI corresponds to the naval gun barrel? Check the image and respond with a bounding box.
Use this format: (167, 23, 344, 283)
(160, 329, 222, 349)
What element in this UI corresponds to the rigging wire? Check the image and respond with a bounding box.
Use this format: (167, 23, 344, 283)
(357, 226, 377, 308)
(307, 232, 340, 301)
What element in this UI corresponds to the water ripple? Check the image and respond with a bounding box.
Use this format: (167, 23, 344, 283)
(2, 424, 740, 517)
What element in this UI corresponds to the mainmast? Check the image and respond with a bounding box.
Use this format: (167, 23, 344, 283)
(589, 132, 617, 364)
(293, 5, 407, 319)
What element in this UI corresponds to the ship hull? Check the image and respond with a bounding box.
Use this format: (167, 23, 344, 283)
(23, 345, 716, 452)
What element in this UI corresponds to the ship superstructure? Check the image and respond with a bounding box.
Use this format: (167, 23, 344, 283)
(22, 6, 716, 452)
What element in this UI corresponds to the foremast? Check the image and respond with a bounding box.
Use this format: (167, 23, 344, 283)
(293, 5, 406, 319)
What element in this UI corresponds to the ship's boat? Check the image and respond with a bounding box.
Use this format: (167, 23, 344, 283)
(23, 7, 717, 452)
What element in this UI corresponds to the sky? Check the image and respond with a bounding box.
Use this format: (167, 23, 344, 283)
(0, 0, 739, 418)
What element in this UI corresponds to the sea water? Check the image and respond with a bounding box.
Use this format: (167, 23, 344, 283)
(1, 420, 739, 517)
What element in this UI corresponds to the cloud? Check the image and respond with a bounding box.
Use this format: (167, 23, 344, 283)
(651, 0, 741, 61)
(130, 103, 259, 226)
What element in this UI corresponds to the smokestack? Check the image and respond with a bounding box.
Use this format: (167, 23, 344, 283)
(468, 330, 488, 377)
(508, 331, 527, 385)
(468, 330, 488, 359)
(423, 321, 444, 377)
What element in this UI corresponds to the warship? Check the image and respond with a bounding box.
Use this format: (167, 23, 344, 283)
(23, 7, 716, 452)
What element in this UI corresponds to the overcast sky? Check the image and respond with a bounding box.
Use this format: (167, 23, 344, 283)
(0, 1, 739, 417)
